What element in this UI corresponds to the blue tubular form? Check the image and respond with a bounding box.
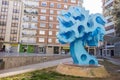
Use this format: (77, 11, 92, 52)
(57, 6, 106, 66)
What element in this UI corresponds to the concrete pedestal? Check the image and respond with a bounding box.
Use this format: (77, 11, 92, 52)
(56, 62, 109, 78)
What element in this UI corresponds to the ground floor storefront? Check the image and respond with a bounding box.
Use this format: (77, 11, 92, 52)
(19, 44, 70, 54)
(1, 43, 99, 55)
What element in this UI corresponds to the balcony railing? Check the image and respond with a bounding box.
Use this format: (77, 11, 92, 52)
(21, 40, 36, 43)
(24, 1, 39, 8)
(24, 10, 38, 15)
(22, 25, 37, 29)
(23, 17, 30, 22)
(22, 32, 36, 36)
(104, 0, 114, 7)
(31, 18, 38, 22)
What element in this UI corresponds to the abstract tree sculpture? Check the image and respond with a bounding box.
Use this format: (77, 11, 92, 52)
(57, 6, 106, 66)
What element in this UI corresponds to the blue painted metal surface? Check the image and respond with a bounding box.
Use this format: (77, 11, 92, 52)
(57, 6, 106, 66)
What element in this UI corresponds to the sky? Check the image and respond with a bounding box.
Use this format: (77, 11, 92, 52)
(83, 0, 102, 14)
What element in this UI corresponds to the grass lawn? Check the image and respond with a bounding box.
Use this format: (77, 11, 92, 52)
(0, 59, 120, 80)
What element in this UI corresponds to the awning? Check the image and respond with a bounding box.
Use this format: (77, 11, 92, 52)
(63, 46, 70, 49)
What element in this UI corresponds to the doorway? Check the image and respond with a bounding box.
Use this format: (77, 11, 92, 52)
(111, 50, 114, 56)
(54, 46, 59, 54)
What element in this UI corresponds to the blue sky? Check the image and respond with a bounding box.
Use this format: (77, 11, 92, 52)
(83, 0, 102, 14)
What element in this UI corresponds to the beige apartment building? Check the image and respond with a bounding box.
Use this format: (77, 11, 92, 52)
(0, 0, 83, 54)
(0, 0, 22, 52)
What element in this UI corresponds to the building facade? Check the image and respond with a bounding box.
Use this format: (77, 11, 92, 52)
(0, 0, 83, 54)
(0, 0, 22, 52)
(102, 0, 118, 57)
(102, 0, 115, 36)
(36, 0, 83, 54)
(19, 0, 39, 53)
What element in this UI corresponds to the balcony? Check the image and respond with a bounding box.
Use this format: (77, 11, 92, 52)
(23, 16, 30, 22)
(22, 32, 36, 37)
(22, 24, 37, 29)
(30, 23, 37, 29)
(24, 9, 38, 15)
(31, 17, 38, 22)
(105, 21, 114, 27)
(105, 15, 113, 20)
(106, 29, 115, 34)
(104, 0, 114, 7)
(21, 40, 36, 43)
(22, 24, 29, 29)
(23, 0, 39, 8)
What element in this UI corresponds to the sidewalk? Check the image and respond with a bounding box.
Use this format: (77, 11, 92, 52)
(103, 56, 120, 66)
(0, 58, 72, 78)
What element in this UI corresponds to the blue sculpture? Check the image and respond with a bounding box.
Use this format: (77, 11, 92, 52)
(57, 6, 106, 66)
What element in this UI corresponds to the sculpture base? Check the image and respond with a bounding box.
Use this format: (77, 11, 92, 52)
(56, 62, 109, 78)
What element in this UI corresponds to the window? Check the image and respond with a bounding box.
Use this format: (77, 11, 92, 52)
(56, 39, 59, 43)
(64, 5, 68, 9)
(13, 9, 19, 13)
(39, 47, 44, 53)
(56, 32, 58, 35)
(39, 38, 45, 42)
(39, 30, 45, 35)
(14, 1, 19, 6)
(0, 29, 5, 34)
(1, 8, 8, 12)
(50, 3, 54, 8)
(49, 31, 52, 35)
(12, 16, 19, 20)
(57, 4, 61, 8)
(0, 15, 7, 19)
(40, 16, 46, 20)
(71, 0, 76, 3)
(11, 23, 18, 27)
(40, 23, 46, 27)
(41, 9, 46, 13)
(0, 21, 6, 26)
(48, 38, 52, 43)
(64, 0, 68, 2)
(56, 25, 59, 29)
(41, 2, 47, 7)
(2, 1, 9, 5)
(10, 37, 17, 41)
(57, 11, 60, 14)
(49, 16, 53, 21)
(11, 30, 17, 34)
(49, 24, 53, 28)
(50, 10, 54, 14)
(31, 16, 38, 22)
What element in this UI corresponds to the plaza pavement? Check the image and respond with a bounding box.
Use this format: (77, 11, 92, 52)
(103, 56, 120, 66)
(0, 52, 119, 78)
(0, 58, 72, 78)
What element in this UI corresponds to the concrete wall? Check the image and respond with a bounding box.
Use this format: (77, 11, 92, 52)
(0, 55, 69, 69)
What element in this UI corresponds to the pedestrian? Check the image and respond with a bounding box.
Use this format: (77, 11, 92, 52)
(2, 45, 5, 52)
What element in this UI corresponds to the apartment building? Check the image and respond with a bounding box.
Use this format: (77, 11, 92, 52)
(19, 0, 39, 53)
(102, 0, 115, 36)
(18, 0, 83, 54)
(102, 0, 115, 56)
(0, 0, 22, 52)
(0, 0, 99, 55)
